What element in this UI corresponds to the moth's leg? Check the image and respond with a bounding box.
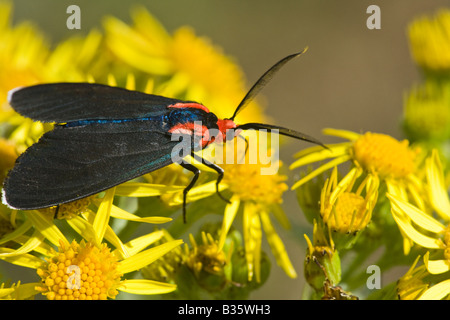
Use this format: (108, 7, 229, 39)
(190, 152, 230, 204)
(179, 162, 200, 223)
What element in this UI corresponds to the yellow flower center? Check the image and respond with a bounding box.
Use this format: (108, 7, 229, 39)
(186, 233, 227, 276)
(36, 240, 122, 300)
(326, 192, 370, 233)
(222, 162, 288, 204)
(352, 132, 417, 179)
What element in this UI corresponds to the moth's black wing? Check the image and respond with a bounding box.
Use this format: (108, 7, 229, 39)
(2, 121, 185, 209)
(7, 83, 189, 123)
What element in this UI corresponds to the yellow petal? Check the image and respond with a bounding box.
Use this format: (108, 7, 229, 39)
(118, 279, 176, 295)
(270, 203, 291, 230)
(93, 187, 115, 244)
(419, 279, 450, 300)
(103, 16, 173, 75)
(243, 203, 262, 282)
(13, 234, 53, 256)
(0, 248, 43, 269)
(169, 180, 227, 205)
(388, 193, 446, 233)
(115, 182, 184, 197)
(121, 230, 165, 257)
(117, 239, 183, 274)
(424, 251, 450, 274)
(26, 211, 68, 247)
(427, 150, 450, 220)
(218, 196, 240, 250)
(329, 167, 361, 204)
(322, 128, 361, 141)
(66, 216, 97, 243)
(0, 282, 40, 300)
(81, 209, 129, 258)
(291, 155, 351, 190)
(290, 144, 347, 170)
(260, 210, 297, 278)
(0, 219, 32, 245)
(131, 6, 171, 52)
(391, 211, 441, 249)
(0, 231, 44, 257)
(110, 204, 172, 224)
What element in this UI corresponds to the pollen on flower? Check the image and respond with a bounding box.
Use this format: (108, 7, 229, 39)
(38, 196, 93, 219)
(352, 132, 418, 179)
(36, 240, 122, 300)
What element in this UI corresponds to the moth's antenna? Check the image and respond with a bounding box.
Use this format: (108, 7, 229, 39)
(229, 48, 308, 121)
(237, 122, 328, 150)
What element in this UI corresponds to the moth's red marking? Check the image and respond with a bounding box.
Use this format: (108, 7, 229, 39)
(168, 102, 210, 113)
(215, 119, 238, 143)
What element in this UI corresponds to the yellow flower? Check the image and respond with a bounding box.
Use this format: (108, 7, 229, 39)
(387, 150, 450, 299)
(403, 81, 450, 142)
(408, 9, 450, 72)
(0, 2, 102, 100)
(221, 162, 296, 281)
(291, 128, 424, 253)
(36, 239, 122, 300)
(0, 2, 47, 102)
(320, 166, 378, 234)
(185, 232, 229, 278)
(0, 3, 103, 153)
(304, 221, 341, 293)
(220, 178, 295, 282)
(169, 143, 296, 281)
(0, 203, 182, 300)
(103, 6, 264, 123)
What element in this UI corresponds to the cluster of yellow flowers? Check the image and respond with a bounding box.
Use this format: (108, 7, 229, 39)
(290, 9, 450, 300)
(0, 3, 293, 300)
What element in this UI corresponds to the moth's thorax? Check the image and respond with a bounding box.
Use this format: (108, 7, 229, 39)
(166, 105, 219, 148)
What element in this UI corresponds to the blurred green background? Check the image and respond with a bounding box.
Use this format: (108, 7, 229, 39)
(5, 0, 450, 299)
